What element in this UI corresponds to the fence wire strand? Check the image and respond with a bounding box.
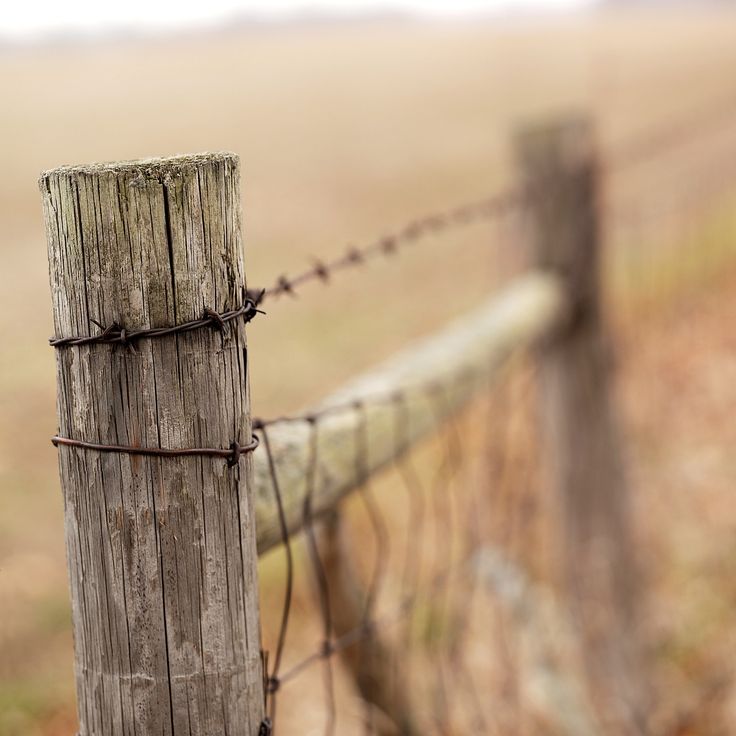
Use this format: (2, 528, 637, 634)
(301, 418, 337, 736)
(354, 401, 391, 626)
(258, 425, 296, 728)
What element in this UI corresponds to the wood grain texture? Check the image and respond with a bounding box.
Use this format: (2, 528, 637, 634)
(517, 119, 648, 734)
(252, 273, 568, 555)
(41, 154, 265, 736)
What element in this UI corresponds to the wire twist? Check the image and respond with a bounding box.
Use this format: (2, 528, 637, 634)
(50, 293, 264, 348)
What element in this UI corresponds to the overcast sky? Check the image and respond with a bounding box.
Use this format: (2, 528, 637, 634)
(1, 0, 592, 40)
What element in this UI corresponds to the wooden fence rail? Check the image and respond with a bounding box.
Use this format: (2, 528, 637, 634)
(251, 271, 567, 554)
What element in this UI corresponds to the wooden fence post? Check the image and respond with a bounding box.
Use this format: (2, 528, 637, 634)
(41, 154, 265, 735)
(516, 119, 648, 733)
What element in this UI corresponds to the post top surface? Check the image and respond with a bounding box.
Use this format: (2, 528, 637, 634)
(40, 151, 238, 182)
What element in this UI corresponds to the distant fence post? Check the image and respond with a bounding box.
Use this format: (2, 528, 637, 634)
(41, 154, 265, 735)
(516, 119, 648, 733)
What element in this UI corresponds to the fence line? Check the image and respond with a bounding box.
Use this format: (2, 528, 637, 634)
(41, 96, 736, 735)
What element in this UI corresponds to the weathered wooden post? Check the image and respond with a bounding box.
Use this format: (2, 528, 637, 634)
(41, 154, 265, 735)
(516, 119, 648, 733)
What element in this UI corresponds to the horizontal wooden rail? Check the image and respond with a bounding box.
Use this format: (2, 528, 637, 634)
(253, 271, 568, 555)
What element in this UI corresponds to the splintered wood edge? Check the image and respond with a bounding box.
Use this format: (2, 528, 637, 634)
(39, 152, 239, 183)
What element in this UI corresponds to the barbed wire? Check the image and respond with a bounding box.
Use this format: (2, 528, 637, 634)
(251, 91, 736, 313)
(48, 291, 265, 465)
(50, 292, 264, 348)
(256, 189, 525, 304)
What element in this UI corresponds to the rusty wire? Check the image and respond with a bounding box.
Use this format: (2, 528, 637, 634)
(268, 543, 493, 733)
(51, 433, 260, 467)
(44, 89, 736, 734)
(256, 190, 525, 303)
(257, 423, 296, 729)
(49, 292, 263, 348)
(49, 291, 266, 467)
(275, 554, 470, 687)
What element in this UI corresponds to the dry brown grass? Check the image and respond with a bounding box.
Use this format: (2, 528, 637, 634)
(3, 5, 736, 734)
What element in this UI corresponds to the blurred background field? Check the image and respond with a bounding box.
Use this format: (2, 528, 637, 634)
(3, 3, 736, 734)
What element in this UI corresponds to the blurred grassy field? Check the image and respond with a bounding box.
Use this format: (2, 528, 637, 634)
(3, 5, 736, 734)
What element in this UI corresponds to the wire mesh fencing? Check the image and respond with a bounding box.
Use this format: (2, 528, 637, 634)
(246, 99, 736, 735)
(253, 360, 584, 736)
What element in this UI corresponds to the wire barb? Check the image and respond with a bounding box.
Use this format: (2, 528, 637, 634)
(49, 296, 263, 348)
(256, 189, 525, 303)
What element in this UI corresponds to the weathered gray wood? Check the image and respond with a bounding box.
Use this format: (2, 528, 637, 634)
(252, 272, 568, 554)
(42, 154, 265, 736)
(517, 119, 648, 733)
